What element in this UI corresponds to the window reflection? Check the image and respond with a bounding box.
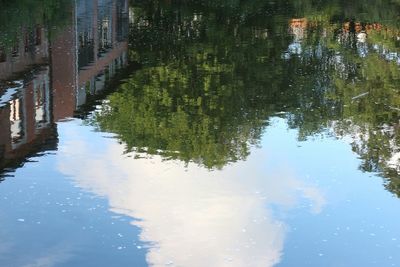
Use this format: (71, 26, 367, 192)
(77, 0, 95, 68)
(9, 97, 25, 147)
(116, 0, 128, 42)
(34, 72, 50, 129)
(0, 47, 5, 62)
(11, 43, 19, 58)
(98, 19, 112, 56)
(98, 0, 114, 56)
(24, 26, 42, 53)
(78, 32, 95, 68)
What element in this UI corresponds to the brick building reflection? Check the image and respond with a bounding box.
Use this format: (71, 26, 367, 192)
(0, 0, 128, 174)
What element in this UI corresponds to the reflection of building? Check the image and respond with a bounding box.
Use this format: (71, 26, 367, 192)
(283, 18, 308, 58)
(337, 22, 400, 59)
(0, 27, 48, 80)
(289, 18, 307, 41)
(0, 68, 56, 171)
(0, 0, 129, 173)
(284, 18, 400, 64)
(52, 0, 129, 121)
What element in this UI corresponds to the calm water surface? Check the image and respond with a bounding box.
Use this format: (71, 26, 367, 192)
(1, 0, 400, 266)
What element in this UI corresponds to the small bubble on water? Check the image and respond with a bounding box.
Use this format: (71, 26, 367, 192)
(17, 219, 25, 222)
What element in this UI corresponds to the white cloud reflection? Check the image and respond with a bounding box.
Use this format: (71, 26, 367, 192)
(21, 246, 74, 267)
(57, 123, 325, 267)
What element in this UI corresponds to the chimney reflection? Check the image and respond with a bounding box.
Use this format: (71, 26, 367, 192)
(0, 0, 129, 174)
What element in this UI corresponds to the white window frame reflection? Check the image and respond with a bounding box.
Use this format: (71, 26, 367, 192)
(9, 96, 26, 148)
(33, 70, 51, 130)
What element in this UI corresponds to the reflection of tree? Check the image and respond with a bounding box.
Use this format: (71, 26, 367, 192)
(94, 60, 271, 169)
(281, 11, 400, 196)
(94, 0, 400, 192)
(93, 0, 298, 168)
(329, 55, 400, 197)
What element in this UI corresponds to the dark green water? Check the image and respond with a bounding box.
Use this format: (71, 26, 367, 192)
(1, 0, 400, 266)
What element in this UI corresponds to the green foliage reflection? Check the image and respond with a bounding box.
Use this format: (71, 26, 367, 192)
(92, 0, 400, 195)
